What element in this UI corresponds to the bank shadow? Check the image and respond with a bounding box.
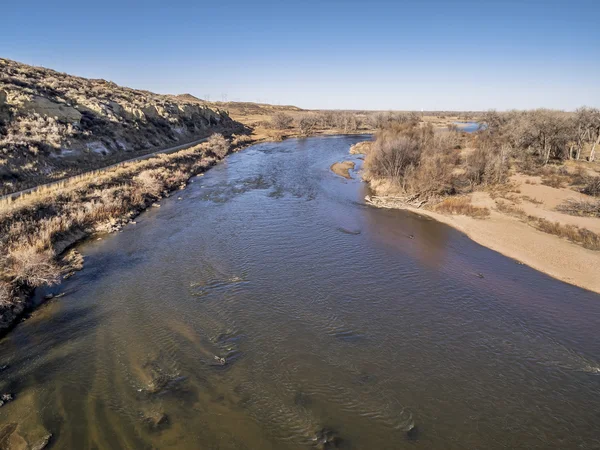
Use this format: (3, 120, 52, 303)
(0, 304, 104, 391)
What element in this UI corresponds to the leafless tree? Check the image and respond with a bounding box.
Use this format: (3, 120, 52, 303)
(270, 112, 293, 130)
(298, 115, 319, 136)
(574, 107, 600, 161)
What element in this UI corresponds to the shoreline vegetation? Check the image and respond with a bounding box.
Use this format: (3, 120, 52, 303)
(351, 110, 600, 293)
(0, 133, 250, 335)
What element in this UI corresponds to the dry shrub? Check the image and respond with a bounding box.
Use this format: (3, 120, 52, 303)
(349, 141, 372, 155)
(231, 134, 253, 146)
(521, 196, 543, 205)
(365, 131, 422, 181)
(0, 113, 81, 154)
(556, 198, 600, 217)
(496, 200, 600, 250)
(134, 170, 165, 197)
(464, 139, 510, 186)
(582, 176, 600, 196)
(0, 283, 12, 307)
(533, 219, 600, 250)
(364, 122, 505, 199)
(434, 197, 490, 218)
(3, 246, 60, 287)
(541, 174, 569, 189)
(206, 133, 229, 158)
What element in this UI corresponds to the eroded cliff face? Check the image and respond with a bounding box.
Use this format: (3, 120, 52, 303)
(0, 58, 243, 194)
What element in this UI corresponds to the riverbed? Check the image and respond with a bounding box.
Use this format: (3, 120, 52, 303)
(1, 136, 599, 449)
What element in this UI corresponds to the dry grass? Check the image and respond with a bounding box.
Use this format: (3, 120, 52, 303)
(522, 195, 543, 205)
(582, 176, 600, 196)
(433, 197, 490, 218)
(534, 219, 600, 250)
(541, 174, 569, 189)
(495, 200, 526, 217)
(0, 134, 237, 326)
(556, 198, 600, 218)
(496, 200, 600, 250)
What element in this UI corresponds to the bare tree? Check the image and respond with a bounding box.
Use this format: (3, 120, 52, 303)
(574, 107, 600, 161)
(298, 115, 319, 136)
(270, 112, 293, 130)
(206, 133, 229, 158)
(485, 109, 574, 165)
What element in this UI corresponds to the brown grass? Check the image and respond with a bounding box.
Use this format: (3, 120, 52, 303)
(582, 176, 600, 196)
(433, 197, 490, 218)
(521, 195, 543, 205)
(534, 218, 600, 250)
(541, 174, 569, 189)
(556, 198, 600, 218)
(496, 200, 600, 250)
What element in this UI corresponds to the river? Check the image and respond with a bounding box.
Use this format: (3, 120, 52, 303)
(1, 135, 599, 449)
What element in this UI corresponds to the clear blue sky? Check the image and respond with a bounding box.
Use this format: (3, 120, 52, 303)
(2, 0, 599, 111)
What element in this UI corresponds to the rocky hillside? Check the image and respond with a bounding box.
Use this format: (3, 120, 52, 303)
(0, 58, 244, 195)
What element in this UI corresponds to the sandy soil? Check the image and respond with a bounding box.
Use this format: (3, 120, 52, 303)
(366, 176, 600, 294)
(330, 161, 356, 179)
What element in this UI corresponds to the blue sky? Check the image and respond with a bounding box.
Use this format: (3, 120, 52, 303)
(2, 0, 599, 110)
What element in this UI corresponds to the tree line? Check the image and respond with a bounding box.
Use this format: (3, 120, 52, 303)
(480, 108, 600, 164)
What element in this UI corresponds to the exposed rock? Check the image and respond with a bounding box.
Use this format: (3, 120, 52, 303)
(23, 96, 82, 122)
(0, 393, 14, 406)
(61, 249, 84, 277)
(406, 423, 419, 441)
(106, 100, 124, 117)
(0, 300, 27, 337)
(314, 428, 344, 450)
(0, 57, 242, 197)
(142, 105, 159, 120)
(142, 410, 169, 431)
(294, 391, 312, 407)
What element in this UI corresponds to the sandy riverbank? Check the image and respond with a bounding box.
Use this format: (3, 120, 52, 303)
(330, 161, 356, 179)
(366, 182, 600, 294)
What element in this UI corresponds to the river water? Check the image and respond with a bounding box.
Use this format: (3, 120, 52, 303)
(1, 135, 600, 449)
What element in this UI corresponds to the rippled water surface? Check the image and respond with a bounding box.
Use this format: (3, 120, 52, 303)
(1, 136, 600, 449)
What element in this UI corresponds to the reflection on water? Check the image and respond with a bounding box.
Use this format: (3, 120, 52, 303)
(1, 136, 600, 449)
(453, 121, 482, 133)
